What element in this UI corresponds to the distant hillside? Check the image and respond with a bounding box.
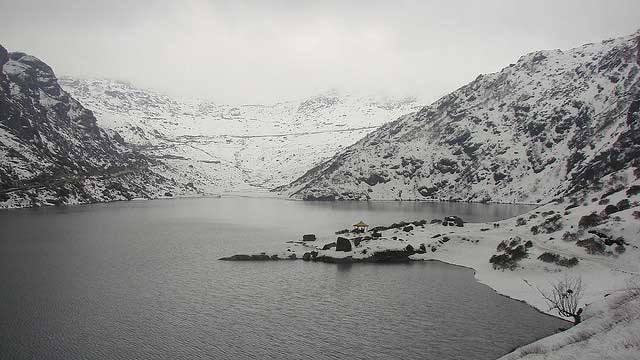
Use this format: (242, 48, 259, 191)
(59, 78, 421, 194)
(278, 31, 640, 204)
(0, 45, 195, 208)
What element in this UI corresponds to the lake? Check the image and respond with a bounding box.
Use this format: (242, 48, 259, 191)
(0, 197, 568, 359)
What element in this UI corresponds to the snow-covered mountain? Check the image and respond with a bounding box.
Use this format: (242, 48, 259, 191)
(59, 78, 420, 195)
(0, 45, 196, 208)
(278, 31, 640, 204)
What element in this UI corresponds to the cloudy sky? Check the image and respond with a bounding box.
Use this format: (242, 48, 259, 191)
(2, 0, 639, 104)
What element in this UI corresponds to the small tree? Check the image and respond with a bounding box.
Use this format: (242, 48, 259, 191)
(539, 276, 584, 324)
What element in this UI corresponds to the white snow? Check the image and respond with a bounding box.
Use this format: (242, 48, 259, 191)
(58, 78, 422, 195)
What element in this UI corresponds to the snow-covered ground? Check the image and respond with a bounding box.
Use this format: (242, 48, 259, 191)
(59, 78, 422, 195)
(275, 167, 640, 358)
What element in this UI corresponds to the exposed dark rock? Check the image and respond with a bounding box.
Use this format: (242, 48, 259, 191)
(405, 244, 415, 255)
(336, 237, 352, 252)
(0, 45, 8, 66)
(322, 242, 336, 250)
(220, 254, 274, 261)
(402, 225, 414, 232)
(303, 234, 317, 241)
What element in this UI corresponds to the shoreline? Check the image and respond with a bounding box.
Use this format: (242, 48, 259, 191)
(0, 191, 541, 211)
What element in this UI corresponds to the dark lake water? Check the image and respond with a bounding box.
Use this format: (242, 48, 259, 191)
(0, 197, 568, 359)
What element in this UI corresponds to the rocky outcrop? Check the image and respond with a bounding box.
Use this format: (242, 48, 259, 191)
(0, 45, 194, 208)
(219, 253, 298, 261)
(336, 237, 352, 251)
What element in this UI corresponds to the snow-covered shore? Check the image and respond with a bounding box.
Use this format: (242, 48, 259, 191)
(235, 167, 640, 358)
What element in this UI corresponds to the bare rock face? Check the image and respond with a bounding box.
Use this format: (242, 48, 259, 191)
(0, 45, 8, 66)
(335, 237, 352, 252)
(279, 31, 640, 204)
(0, 45, 185, 208)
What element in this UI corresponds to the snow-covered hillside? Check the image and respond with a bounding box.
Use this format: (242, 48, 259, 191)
(59, 78, 420, 195)
(0, 45, 197, 208)
(279, 31, 640, 204)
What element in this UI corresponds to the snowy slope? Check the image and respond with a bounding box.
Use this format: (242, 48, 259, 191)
(499, 285, 640, 360)
(270, 166, 640, 358)
(59, 78, 421, 195)
(279, 31, 640, 204)
(0, 45, 197, 208)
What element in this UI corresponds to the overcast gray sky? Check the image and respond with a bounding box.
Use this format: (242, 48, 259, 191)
(1, 0, 639, 104)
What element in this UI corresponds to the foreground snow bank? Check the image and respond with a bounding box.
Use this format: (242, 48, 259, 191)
(499, 285, 640, 360)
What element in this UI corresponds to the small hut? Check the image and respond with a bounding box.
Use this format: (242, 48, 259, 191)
(353, 220, 369, 233)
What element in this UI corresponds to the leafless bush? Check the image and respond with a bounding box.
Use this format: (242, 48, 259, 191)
(539, 276, 584, 324)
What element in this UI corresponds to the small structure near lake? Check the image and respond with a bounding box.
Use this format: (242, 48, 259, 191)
(353, 220, 369, 233)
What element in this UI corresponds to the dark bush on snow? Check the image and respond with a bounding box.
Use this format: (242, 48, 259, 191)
(491, 237, 529, 270)
(562, 231, 580, 242)
(616, 199, 631, 211)
(603, 204, 619, 215)
(576, 238, 606, 255)
(490, 254, 514, 270)
(516, 217, 527, 226)
(537, 252, 560, 263)
(557, 257, 580, 267)
(537, 252, 579, 267)
(578, 212, 605, 228)
(626, 185, 640, 196)
(539, 214, 563, 233)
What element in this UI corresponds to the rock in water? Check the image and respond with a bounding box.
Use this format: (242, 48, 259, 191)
(336, 237, 352, 252)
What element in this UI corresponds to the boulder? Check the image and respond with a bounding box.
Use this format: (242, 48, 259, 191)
(322, 242, 336, 250)
(336, 237, 352, 252)
(403, 225, 414, 232)
(353, 237, 363, 247)
(417, 244, 427, 254)
(302, 234, 317, 241)
(405, 244, 415, 254)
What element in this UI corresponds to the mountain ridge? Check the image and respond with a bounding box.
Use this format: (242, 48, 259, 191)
(0, 45, 196, 208)
(277, 31, 640, 204)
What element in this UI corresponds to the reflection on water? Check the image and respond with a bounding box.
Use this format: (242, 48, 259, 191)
(0, 197, 566, 360)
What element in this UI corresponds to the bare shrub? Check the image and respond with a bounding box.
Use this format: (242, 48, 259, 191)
(539, 276, 584, 324)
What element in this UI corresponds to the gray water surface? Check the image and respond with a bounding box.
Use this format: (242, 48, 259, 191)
(0, 197, 568, 359)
